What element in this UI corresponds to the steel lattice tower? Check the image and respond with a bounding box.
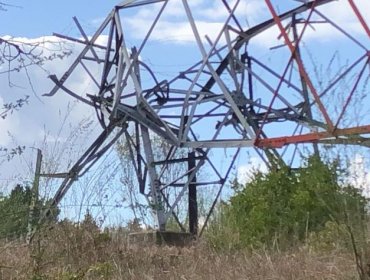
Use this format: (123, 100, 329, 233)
(43, 0, 370, 234)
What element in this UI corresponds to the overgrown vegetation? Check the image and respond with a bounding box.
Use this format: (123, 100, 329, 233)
(0, 184, 59, 240)
(1, 156, 370, 279)
(210, 156, 367, 250)
(0, 216, 358, 279)
(206, 156, 370, 279)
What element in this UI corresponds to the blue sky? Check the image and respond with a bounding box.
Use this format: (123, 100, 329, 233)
(1, 1, 119, 37)
(0, 0, 369, 226)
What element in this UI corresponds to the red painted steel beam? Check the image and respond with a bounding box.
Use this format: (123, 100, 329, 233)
(256, 125, 370, 148)
(256, 1, 317, 139)
(264, 0, 335, 131)
(348, 0, 370, 38)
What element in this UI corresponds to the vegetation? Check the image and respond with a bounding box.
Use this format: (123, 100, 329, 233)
(205, 156, 370, 279)
(0, 184, 59, 240)
(0, 218, 358, 279)
(1, 157, 370, 279)
(217, 156, 368, 250)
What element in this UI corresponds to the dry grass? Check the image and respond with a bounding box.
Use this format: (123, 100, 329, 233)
(0, 224, 358, 280)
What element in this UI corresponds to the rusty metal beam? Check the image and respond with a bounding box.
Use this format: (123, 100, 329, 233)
(256, 125, 370, 149)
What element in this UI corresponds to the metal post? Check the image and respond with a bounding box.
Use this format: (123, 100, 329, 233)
(141, 125, 166, 231)
(291, 14, 320, 156)
(132, 44, 166, 231)
(27, 149, 42, 244)
(188, 151, 198, 236)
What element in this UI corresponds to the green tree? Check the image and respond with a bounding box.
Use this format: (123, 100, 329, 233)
(0, 184, 59, 239)
(225, 156, 367, 249)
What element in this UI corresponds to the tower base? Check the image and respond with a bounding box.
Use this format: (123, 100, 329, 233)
(128, 231, 194, 247)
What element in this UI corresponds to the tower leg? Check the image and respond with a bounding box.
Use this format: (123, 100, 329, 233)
(141, 125, 166, 231)
(188, 151, 198, 236)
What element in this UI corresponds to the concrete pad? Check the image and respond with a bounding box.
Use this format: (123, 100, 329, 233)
(128, 231, 194, 247)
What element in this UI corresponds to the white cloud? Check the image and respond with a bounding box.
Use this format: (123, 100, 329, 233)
(200, 0, 265, 24)
(124, 0, 266, 45)
(0, 36, 103, 181)
(237, 157, 268, 185)
(318, 0, 370, 27)
(0, 97, 20, 146)
(126, 18, 225, 44)
(165, 0, 201, 17)
(122, 0, 369, 49)
(347, 154, 370, 197)
(251, 0, 369, 48)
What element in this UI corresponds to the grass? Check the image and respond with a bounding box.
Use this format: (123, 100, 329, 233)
(0, 224, 359, 280)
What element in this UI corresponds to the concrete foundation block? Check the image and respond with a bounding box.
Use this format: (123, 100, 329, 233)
(128, 231, 194, 247)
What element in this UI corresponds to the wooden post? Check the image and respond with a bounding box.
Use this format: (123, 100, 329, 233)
(27, 149, 42, 244)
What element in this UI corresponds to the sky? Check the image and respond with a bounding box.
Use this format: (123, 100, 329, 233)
(0, 1, 119, 37)
(0, 0, 369, 225)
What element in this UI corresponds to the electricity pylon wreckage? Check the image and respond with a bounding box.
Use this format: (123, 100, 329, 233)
(43, 0, 369, 234)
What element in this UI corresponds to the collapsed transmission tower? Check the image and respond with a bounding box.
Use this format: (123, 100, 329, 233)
(44, 0, 370, 234)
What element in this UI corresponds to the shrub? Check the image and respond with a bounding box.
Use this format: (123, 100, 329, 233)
(217, 156, 368, 250)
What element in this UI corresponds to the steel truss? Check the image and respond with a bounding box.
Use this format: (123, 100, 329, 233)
(43, 0, 370, 234)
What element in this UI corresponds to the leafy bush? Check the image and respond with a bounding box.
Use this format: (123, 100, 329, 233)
(217, 156, 368, 250)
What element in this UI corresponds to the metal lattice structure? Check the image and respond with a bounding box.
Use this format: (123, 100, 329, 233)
(44, 0, 370, 234)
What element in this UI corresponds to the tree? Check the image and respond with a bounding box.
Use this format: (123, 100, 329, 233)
(225, 156, 368, 249)
(0, 184, 59, 239)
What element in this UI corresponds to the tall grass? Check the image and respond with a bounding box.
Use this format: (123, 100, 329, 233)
(0, 222, 359, 279)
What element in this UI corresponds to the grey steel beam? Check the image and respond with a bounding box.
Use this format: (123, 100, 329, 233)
(201, 0, 336, 93)
(182, 139, 255, 149)
(116, 0, 165, 9)
(45, 10, 115, 97)
(141, 125, 166, 230)
(182, 0, 255, 139)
